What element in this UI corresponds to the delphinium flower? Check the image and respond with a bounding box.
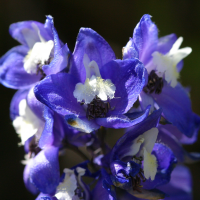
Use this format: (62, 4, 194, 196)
(123, 14, 200, 138)
(92, 110, 177, 200)
(0, 15, 69, 89)
(34, 27, 150, 134)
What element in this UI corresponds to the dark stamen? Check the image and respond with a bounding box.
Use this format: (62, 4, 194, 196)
(75, 187, 85, 199)
(131, 156, 146, 191)
(36, 57, 52, 80)
(36, 65, 46, 80)
(28, 136, 41, 157)
(143, 70, 164, 94)
(86, 96, 110, 120)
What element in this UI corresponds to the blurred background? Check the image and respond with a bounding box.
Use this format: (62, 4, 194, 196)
(0, 0, 200, 199)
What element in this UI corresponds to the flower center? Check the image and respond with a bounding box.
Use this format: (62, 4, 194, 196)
(151, 37, 192, 87)
(86, 95, 110, 120)
(129, 157, 146, 192)
(28, 136, 41, 157)
(73, 54, 116, 119)
(23, 25, 54, 76)
(143, 70, 164, 94)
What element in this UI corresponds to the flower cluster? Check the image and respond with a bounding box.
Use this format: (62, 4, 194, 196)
(1, 14, 200, 200)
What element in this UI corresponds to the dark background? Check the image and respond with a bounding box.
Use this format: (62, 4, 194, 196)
(0, 0, 200, 199)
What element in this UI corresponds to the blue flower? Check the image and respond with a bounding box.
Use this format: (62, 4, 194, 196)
(34, 28, 149, 133)
(0, 15, 70, 89)
(35, 162, 94, 200)
(95, 110, 177, 200)
(123, 14, 200, 138)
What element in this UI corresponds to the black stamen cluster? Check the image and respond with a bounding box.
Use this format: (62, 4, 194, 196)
(29, 136, 41, 157)
(37, 57, 52, 80)
(36, 65, 46, 80)
(132, 156, 146, 192)
(86, 96, 110, 120)
(143, 70, 164, 94)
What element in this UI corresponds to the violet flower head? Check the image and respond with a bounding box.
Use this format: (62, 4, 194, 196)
(35, 27, 149, 133)
(123, 14, 200, 138)
(0, 15, 70, 89)
(96, 110, 177, 200)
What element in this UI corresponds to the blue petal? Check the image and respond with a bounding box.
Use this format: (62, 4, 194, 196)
(133, 14, 158, 65)
(111, 175, 132, 190)
(95, 105, 150, 129)
(139, 91, 154, 113)
(157, 165, 192, 200)
(42, 16, 70, 76)
(39, 107, 62, 148)
(151, 83, 200, 137)
(157, 124, 200, 163)
(123, 38, 139, 60)
(157, 34, 177, 55)
(100, 59, 147, 114)
(110, 109, 162, 161)
(70, 28, 116, 83)
(92, 177, 117, 200)
(27, 87, 45, 120)
(0, 46, 41, 89)
(110, 160, 140, 180)
(65, 114, 99, 133)
(34, 73, 85, 116)
(9, 20, 52, 48)
(23, 159, 39, 194)
(45, 15, 62, 53)
(43, 44, 70, 76)
(10, 89, 29, 120)
(143, 143, 177, 190)
(161, 117, 199, 145)
(30, 146, 60, 194)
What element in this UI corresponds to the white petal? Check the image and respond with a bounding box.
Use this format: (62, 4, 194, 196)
(83, 54, 91, 78)
(96, 78, 116, 100)
(141, 127, 158, 154)
(122, 135, 144, 158)
(55, 169, 77, 200)
(21, 27, 39, 49)
(73, 78, 96, 104)
(143, 147, 157, 180)
(169, 37, 183, 54)
(23, 40, 54, 74)
(171, 47, 192, 65)
(12, 99, 44, 145)
(88, 60, 101, 77)
(76, 167, 86, 176)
